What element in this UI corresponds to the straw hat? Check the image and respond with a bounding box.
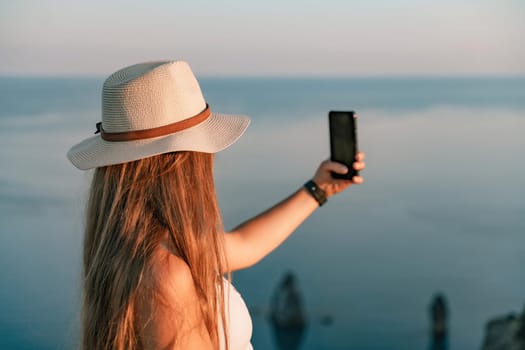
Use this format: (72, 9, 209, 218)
(67, 60, 250, 170)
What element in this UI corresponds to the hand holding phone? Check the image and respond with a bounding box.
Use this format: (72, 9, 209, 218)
(329, 110, 359, 180)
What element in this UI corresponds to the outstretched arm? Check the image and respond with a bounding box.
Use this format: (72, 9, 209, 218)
(223, 152, 365, 272)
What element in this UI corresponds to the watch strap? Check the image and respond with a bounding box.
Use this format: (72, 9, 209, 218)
(304, 180, 327, 206)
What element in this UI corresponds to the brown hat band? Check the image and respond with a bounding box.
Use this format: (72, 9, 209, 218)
(95, 104, 211, 142)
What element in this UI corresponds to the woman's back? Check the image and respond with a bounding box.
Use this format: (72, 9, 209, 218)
(141, 248, 253, 350)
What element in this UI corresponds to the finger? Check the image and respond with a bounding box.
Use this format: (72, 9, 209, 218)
(356, 152, 365, 162)
(335, 179, 353, 187)
(353, 161, 366, 171)
(352, 176, 364, 184)
(322, 161, 348, 175)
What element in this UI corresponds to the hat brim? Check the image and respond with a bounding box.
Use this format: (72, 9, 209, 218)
(67, 112, 250, 170)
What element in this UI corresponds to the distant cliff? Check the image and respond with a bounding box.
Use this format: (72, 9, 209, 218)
(481, 306, 525, 350)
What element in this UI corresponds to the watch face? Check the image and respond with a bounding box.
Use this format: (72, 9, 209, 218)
(305, 181, 326, 205)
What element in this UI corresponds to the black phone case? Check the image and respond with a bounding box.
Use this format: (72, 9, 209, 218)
(329, 111, 358, 180)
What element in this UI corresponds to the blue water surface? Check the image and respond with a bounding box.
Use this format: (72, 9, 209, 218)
(0, 76, 523, 350)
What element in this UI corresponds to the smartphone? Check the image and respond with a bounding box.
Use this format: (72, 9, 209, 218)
(329, 110, 358, 180)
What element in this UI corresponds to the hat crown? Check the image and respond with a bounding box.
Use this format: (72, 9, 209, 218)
(101, 61, 206, 133)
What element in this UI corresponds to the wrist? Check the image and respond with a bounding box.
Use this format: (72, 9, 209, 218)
(303, 180, 327, 206)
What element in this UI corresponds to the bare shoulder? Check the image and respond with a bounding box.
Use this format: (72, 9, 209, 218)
(151, 250, 199, 306)
(142, 250, 213, 349)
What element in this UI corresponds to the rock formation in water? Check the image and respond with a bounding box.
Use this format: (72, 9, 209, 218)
(481, 304, 525, 350)
(269, 271, 308, 350)
(270, 271, 308, 328)
(430, 293, 448, 337)
(430, 293, 449, 350)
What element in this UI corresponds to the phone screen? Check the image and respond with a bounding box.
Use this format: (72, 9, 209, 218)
(329, 111, 358, 179)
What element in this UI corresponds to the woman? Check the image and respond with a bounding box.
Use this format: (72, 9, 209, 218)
(67, 60, 365, 350)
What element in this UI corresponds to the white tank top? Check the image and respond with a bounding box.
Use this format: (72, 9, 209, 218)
(219, 279, 253, 350)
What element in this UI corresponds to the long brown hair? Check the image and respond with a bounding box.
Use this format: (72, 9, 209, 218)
(81, 151, 228, 349)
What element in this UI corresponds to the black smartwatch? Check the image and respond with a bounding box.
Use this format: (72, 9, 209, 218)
(303, 180, 327, 206)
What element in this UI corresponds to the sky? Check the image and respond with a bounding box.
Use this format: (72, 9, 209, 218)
(0, 0, 524, 77)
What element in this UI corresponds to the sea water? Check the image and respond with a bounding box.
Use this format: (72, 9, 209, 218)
(0, 76, 523, 350)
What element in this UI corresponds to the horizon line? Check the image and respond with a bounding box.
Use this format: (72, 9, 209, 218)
(1, 73, 525, 80)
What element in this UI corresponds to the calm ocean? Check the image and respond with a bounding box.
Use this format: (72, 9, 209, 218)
(0, 76, 524, 350)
